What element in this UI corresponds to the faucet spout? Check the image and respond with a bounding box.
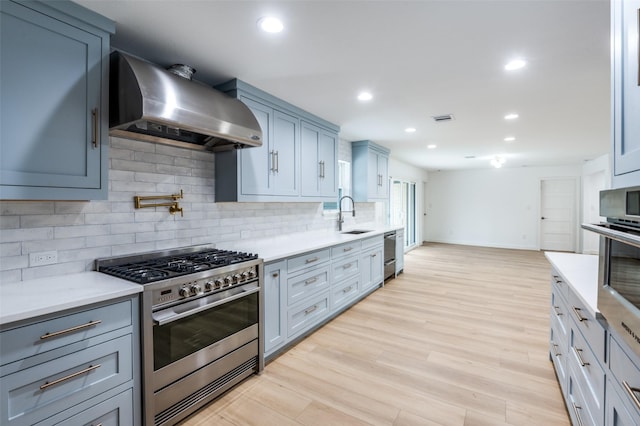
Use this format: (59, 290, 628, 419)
(338, 196, 356, 231)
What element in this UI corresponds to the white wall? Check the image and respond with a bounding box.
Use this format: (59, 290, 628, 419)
(582, 154, 610, 254)
(425, 165, 582, 250)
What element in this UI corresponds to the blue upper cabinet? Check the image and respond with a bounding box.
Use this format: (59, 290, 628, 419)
(611, 0, 640, 188)
(351, 140, 390, 202)
(301, 121, 338, 200)
(0, 0, 114, 200)
(215, 79, 339, 202)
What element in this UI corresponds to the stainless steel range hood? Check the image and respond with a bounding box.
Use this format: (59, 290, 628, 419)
(109, 51, 262, 151)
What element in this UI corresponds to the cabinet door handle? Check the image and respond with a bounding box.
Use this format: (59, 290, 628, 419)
(274, 150, 279, 172)
(319, 160, 324, 178)
(571, 403, 584, 426)
(304, 305, 318, 315)
(40, 364, 101, 390)
(553, 306, 563, 316)
(343, 286, 353, 293)
(305, 277, 318, 285)
(572, 306, 587, 322)
(622, 381, 640, 411)
(272, 272, 279, 278)
(91, 108, 99, 148)
(553, 275, 563, 285)
(572, 347, 590, 367)
(40, 320, 102, 340)
(305, 257, 319, 264)
(371, 253, 377, 258)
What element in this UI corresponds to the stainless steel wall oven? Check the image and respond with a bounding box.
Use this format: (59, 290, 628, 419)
(583, 186, 640, 357)
(97, 246, 264, 426)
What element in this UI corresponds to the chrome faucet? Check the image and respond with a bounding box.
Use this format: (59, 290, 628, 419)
(338, 196, 356, 231)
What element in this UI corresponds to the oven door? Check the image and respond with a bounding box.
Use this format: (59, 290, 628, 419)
(585, 223, 640, 356)
(150, 283, 259, 391)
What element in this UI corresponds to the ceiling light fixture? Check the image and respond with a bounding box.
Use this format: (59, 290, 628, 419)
(357, 92, 373, 101)
(505, 59, 526, 71)
(405, 127, 416, 133)
(504, 136, 516, 142)
(427, 144, 437, 149)
(258, 16, 284, 33)
(491, 156, 506, 168)
(504, 113, 519, 120)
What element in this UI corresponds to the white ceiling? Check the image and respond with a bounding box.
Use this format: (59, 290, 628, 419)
(77, 0, 611, 171)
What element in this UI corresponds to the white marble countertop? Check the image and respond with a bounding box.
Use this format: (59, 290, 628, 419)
(544, 251, 600, 317)
(217, 225, 403, 263)
(0, 272, 142, 326)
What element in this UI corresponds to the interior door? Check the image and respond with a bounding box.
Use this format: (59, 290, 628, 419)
(540, 178, 578, 252)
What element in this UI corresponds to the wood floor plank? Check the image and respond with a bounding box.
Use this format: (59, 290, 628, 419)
(178, 243, 570, 426)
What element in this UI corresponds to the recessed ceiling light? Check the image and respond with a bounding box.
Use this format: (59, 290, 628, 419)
(405, 127, 416, 133)
(505, 59, 526, 71)
(504, 136, 516, 142)
(258, 17, 284, 33)
(357, 92, 373, 101)
(504, 113, 519, 120)
(427, 144, 437, 149)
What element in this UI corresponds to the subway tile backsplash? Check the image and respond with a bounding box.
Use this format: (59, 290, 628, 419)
(0, 137, 377, 283)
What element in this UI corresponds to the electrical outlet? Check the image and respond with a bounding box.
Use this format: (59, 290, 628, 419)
(29, 251, 58, 267)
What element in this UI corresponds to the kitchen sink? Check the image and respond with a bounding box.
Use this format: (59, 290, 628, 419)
(341, 229, 373, 235)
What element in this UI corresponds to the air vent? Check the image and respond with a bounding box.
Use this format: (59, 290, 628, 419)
(432, 114, 455, 122)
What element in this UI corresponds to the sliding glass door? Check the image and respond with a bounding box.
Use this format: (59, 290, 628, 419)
(390, 179, 416, 248)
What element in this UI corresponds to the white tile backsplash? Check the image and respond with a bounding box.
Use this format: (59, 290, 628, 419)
(0, 137, 379, 283)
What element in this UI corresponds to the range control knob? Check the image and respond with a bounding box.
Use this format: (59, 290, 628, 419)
(246, 270, 256, 279)
(204, 281, 214, 291)
(240, 272, 249, 281)
(214, 278, 224, 289)
(223, 276, 232, 286)
(178, 287, 190, 298)
(233, 274, 242, 283)
(190, 284, 202, 295)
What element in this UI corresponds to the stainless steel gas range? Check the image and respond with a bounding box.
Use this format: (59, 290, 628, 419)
(96, 245, 264, 426)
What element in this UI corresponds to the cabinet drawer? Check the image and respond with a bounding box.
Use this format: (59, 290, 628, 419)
(609, 334, 640, 418)
(1, 334, 133, 426)
(287, 265, 330, 306)
(567, 366, 599, 426)
(606, 377, 638, 426)
(550, 323, 568, 395)
(361, 235, 383, 250)
(551, 272, 569, 303)
(287, 248, 330, 274)
(331, 241, 361, 258)
(331, 275, 360, 312)
(287, 292, 330, 338)
(550, 287, 569, 343)
(1, 300, 133, 367)
(35, 388, 134, 426)
(568, 327, 605, 424)
(331, 255, 360, 283)
(567, 289, 606, 364)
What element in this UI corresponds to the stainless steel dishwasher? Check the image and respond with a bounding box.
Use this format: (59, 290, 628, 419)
(384, 231, 396, 280)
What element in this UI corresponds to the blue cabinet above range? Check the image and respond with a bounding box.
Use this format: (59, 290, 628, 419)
(214, 79, 339, 202)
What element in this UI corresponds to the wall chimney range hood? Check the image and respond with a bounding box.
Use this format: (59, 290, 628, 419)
(109, 51, 262, 151)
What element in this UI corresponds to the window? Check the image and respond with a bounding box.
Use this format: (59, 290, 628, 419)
(324, 160, 351, 210)
(390, 179, 417, 248)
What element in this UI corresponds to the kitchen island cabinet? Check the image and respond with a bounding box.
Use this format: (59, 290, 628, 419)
(0, 295, 140, 425)
(0, 0, 113, 200)
(215, 79, 339, 202)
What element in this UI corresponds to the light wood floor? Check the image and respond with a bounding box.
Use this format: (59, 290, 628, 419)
(179, 243, 570, 426)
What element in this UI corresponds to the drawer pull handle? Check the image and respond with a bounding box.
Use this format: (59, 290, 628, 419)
(572, 306, 587, 322)
(40, 364, 101, 390)
(305, 277, 318, 285)
(40, 320, 102, 340)
(305, 257, 319, 264)
(553, 306, 563, 316)
(573, 347, 590, 367)
(553, 275, 562, 284)
(343, 263, 352, 269)
(343, 286, 353, 293)
(371, 253, 377, 258)
(571, 403, 584, 426)
(552, 343, 561, 357)
(622, 381, 640, 411)
(304, 305, 318, 315)
(343, 247, 353, 252)
(272, 272, 279, 278)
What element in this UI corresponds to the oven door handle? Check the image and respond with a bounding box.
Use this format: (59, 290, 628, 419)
(581, 223, 640, 248)
(153, 286, 260, 326)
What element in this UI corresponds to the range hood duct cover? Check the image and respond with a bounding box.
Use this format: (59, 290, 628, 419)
(109, 51, 262, 151)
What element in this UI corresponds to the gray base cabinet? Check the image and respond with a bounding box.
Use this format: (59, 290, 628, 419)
(215, 79, 339, 202)
(264, 235, 384, 360)
(0, 296, 140, 425)
(0, 0, 113, 200)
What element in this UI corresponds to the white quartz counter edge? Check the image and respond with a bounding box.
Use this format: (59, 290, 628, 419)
(217, 226, 403, 263)
(0, 272, 143, 326)
(544, 251, 599, 318)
